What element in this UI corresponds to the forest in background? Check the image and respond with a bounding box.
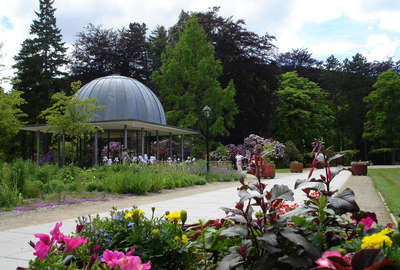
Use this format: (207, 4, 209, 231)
(4, 2, 400, 163)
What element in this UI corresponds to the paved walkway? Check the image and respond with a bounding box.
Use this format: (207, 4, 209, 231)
(0, 167, 392, 270)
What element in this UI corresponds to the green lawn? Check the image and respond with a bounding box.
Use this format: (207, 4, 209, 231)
(275, 168, 310, 173)
(276, 168, 291, 173)
(368, 168, 400, 215)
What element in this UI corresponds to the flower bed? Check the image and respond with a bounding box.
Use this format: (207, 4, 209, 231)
(0, 160, 241, 210)
(21, 140, 400, 269)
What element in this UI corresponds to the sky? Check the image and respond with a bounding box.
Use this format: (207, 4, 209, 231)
(1, 0, 400, 90)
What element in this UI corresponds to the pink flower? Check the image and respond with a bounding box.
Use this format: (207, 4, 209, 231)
(50, 222, 64, 243)
(386, 222, 393, 228)
(63, 236, 88, 253)
(33, 240, 51, 260)
(315, 250, 352, 270)
(34, 233, 51, 245)
(117, 255, 151, 270)
(101, 249, 125, 268)
(359, 217, 375, 231)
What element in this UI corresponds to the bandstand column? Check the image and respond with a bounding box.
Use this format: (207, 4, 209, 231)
(61, 131, 65, 167)
(94, 131, 98, 166)
(36, 130, 40, 166)
(141, 128, 145, 155)
(180, 135, 184, 162)
(169, 133, 172, 158)
(156, 130, 159, 160)
(124, 125, 128, 149)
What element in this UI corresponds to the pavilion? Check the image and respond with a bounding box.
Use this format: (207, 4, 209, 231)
(21, 75, 199, 166)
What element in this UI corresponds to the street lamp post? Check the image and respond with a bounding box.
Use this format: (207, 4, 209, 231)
(203, 105, 211, 173)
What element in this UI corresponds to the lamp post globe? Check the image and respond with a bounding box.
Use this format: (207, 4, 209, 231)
(202, 106, 211, 172)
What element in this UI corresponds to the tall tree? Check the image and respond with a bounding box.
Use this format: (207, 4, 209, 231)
(341, 53, 374, 157)
(274, 71, 333, 149)
(152, 16, 238, 139)
(0, 87, 26, 160)
(40, 81, 104, 163)
(277, 48, 322, 69)
(71, 23, 150, 85)
(320, 55, 348, 151)
(148, 25, 168, 72)
(117, 23, 149, 82)
(363, 69, 400, 163)
(168, 7, 278, 142)
(13, 0, 68, 123)
(70, 24, 118, 84)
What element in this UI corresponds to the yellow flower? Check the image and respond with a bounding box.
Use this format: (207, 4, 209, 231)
(166, 211, 181, 222)
(124, 208, 144, 219)
(380, 227, 394, 235)
(174, 235, 180, 243)
(152, 229, 160, 238)
(181, 234, 189, 244)
(180, 210, 188, 224)
(361, 230, 393, 249)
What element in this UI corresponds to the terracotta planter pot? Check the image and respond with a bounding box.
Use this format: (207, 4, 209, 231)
(351, 161, 368, 175)
(247, 163, 275, 178)
(290, 161, 303, 173)
(210, 161, 232, 169)
(264, 163, 275, 178)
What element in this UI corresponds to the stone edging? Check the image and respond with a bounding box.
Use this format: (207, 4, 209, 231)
(377, 190, 398, 227)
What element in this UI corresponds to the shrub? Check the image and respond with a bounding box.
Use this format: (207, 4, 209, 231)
(23, 180, 42, 198)
(0, 182, 22, 208)
(276, 140, 303, 168)
(341, 149, 360, 165)
(11, 158, 26, 194)
(48, 179, 65, 194)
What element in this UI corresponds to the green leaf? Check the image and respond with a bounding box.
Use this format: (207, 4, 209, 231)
(229, 215, 247, 224)
(291, 216, 306, 227)
(278, 254, 313, 269)
(270, 184, 294, 202)
(220, 225, 248, 238)
(216, 253, 243, 270)
(257, 231, 278, 246)
(328, 188, 360, 215)
(238, 189, 252, 204)
(280, 228, 320, 259)
(220, 207, 242, 215)
(294, 179, 308, 189)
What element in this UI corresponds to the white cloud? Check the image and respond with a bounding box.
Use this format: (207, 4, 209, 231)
(2, 0, 400, 91)
(308, 40, 359, 56)
(363, 33, 400, 61)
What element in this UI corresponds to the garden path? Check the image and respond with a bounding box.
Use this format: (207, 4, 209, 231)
(0, 167, 394, 270)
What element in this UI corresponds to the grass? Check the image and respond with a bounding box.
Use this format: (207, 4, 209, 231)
(275, 168, 291, 173)
(275, 167, 310, 173)
(0, 160, 241, 211)
(368, 168, 400, 215)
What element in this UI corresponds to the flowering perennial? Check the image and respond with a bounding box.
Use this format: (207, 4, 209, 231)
(125, 209, 145, 219)
(101, 248, 151, 270)
(361, 227, 393, 249)
(166, 211, 181, 222)
(32, 222, 87, 260)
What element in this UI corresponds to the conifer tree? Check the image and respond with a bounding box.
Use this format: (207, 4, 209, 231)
(13, 0, 68, 123)
(152, 16, 238, 138)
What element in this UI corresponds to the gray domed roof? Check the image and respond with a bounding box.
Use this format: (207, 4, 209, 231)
(75, 75, 166, 125)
